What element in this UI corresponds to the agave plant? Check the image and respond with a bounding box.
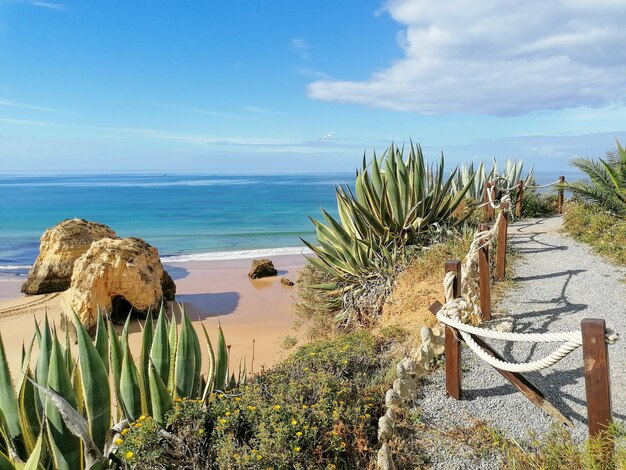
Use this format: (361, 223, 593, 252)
(452, 162, 494, 200)
(565, 141, 626, 217)
(0, 306, 237, 469)
(452, 158, 534, 201)
(302, 143, 474, 321)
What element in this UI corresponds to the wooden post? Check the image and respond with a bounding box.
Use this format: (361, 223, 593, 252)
(557, 175, 565, 213)
(495, 202, 509, 281)
(581, 319, 612, 438)
(478, 223, 491, 320)
(516, 180, 524, 218)
(483, 181, 494, 222)
(444, 260, 462, 400)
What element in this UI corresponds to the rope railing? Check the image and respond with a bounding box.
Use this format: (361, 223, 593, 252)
(431, 200, 619, 441)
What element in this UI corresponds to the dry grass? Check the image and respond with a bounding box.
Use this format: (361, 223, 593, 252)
(376, 233, 473, 351)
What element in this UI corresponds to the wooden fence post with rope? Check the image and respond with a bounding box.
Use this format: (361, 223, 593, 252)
(444, 260, 462, 399)
(581, 319, 613, 438)
(478, 223, 492, 320)
(483, 181, 495, 221)
(557, 175, 565, 213)
(516, 180, 524, 218)
(495, 202, 509, 281)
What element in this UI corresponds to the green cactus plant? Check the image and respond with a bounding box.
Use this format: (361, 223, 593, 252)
(0, 306, 235, 469)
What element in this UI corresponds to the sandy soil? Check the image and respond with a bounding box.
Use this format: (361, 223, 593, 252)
(0, 254, 305, 381)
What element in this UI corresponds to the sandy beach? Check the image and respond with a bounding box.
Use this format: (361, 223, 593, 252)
(0, 254, 306, 380)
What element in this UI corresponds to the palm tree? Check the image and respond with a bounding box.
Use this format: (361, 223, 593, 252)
(565, 141, 626, 217)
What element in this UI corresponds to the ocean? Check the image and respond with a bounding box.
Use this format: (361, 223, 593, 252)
(0, 170, 581, 276)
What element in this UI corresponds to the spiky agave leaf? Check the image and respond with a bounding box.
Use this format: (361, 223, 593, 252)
(148, 361, 173, 427)
(0, 331, 26, 460)
(29, 380, 108, 470)
(173, 310, 196, 398)
(71, 310, 111, 452)
(46, 331, 81, 470)
(119, 335, 141, 422)
(150, 306, 170, 386)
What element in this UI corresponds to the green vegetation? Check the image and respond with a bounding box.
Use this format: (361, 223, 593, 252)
(114, 331, 389, 469)
(564, 141, 626, 217)
(302, 143, 475, 324)
(452, 158, 534, 200)
(521, 191, 558, 218)
(0, 307, 234, 469)
(563, 201, 626, 265)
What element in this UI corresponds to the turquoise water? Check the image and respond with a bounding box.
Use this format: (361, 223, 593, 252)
(0, 171, 581, 275)
(0, 174, 352, 274)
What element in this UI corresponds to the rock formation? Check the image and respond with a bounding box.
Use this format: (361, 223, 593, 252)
(248, 259, 278, 279)
(22, 219, 118, 294)
(61, 237, 172, 331)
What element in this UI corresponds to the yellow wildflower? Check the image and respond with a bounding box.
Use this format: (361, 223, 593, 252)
(301, 405, 308, 409)
(138, 415, 146, 421)
(121, 428, 129, 435)
(273, 405, 281, 411)
(296, 431, 302, 437)
(247, 405, 256, 411)
(219, 419, 227, 424)
(294, 447, 301, 453)
(234, 397, 241, 402)
(225, 412, 231, 416)
(114, 438, 123, 445)
(257, 454, 262, 460)
(134, 423, 142, 428)
(125, 451, 134, 459)
(291, 419, 297, 425)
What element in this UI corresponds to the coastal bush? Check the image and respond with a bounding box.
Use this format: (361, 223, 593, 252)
(303, 142, 475, 324)
(563, 201, 626, 265)
(0, 307, 235, 469)
(115, 331, 389, 469)
(564, 141, 626, 217)
(521, 191, 558, 217)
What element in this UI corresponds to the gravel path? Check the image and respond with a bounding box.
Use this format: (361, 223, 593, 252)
(416, 216, 626, 468)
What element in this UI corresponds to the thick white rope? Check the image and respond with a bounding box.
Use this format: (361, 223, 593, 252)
(438, 213, 619, 372)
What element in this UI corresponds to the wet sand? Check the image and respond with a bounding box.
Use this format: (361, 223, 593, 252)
(0, 254, 305, 380)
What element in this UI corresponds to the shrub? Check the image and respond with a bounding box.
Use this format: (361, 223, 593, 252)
(563, 201, 626, 265)
(116, 331, 390, 469)
(303, 143, 475, 324)
(521, 191, 558, 217)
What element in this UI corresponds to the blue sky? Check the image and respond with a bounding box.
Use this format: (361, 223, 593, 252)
(1, 0, 625, 173)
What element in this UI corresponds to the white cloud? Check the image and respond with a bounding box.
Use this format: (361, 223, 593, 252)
(243, 105, 284, 115)
(290, 38, 311, 59)
(32, 1, 66, 11)
(0, 98, 73, 113)
(0, 117, 55, 126)
(308, 0, 626, 116)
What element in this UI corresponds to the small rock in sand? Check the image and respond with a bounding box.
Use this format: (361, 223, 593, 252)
(280, 277, 294, 287)
(248, 259, 278, 279)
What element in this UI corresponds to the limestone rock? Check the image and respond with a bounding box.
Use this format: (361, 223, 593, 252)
(385, 388, 401, 407)
(398, 357, 417, 377)
(280, 277, 294, 287)
(377, 415, 394, 442)
(377, 443, 396, 470)
(487, 316, 515, 333)
(61, 237, 173, 331)
(248, 259, 278, 279)
(161, 270, 177, 300)
(21, 219, 117, 294)
(393, 364, 418, 402)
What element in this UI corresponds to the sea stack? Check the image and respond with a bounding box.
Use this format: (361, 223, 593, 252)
(61, 237, 173, 331)
(21, 218, 117, 294)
